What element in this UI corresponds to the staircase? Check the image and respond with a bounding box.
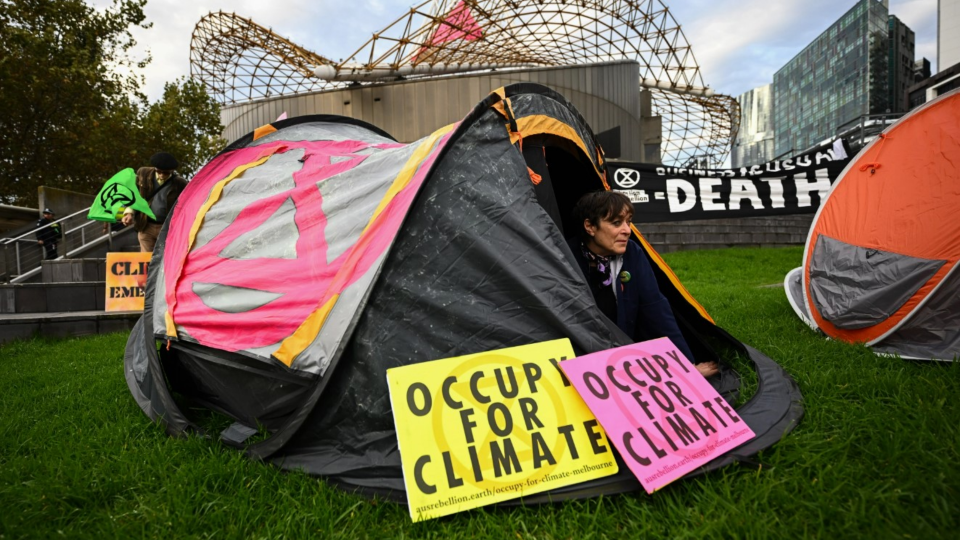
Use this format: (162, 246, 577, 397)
(0, 256, 142, 345)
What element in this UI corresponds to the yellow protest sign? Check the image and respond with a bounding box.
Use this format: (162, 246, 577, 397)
(105, 252, 151, 312)
(387, 339, 619, 521)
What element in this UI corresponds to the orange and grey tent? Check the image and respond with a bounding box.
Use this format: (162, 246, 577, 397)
(785, 88, 960, 361)
(126, 83, 802, 501)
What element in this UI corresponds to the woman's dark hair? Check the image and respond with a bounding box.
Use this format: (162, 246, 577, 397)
(136, 166, 157, 189)
(573, 191, 634, 239)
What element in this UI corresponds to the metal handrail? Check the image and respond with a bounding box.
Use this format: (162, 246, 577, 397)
(0, 238, 38, 244)
(8, 226, 126, 284)
(0, 206, 131, 283)
(1, 206, 92, 246)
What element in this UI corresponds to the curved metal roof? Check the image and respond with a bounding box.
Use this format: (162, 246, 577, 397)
(190, 0, 739, 167)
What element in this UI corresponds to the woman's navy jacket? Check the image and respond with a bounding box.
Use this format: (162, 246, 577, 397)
(568, 238, 696, 362)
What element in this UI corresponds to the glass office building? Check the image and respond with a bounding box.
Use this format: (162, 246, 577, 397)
(774, 0, 895, 156)
(733, 84, 776, 167)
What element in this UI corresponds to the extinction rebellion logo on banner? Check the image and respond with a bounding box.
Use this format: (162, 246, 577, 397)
(614, 168, 641, 188)
(608, 140, 851, 223)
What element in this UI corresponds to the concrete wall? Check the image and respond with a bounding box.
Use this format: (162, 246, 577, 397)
(0, 281, 106, 314)
(0, 312, 139, 344)
(37, 186, 94, 221)
(221, 61, 657, 162)
(0, 205, 37, 236)
(638, 215, 814, 253)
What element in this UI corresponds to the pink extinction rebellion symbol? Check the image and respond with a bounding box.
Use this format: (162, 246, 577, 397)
(173, 141, 396, 351)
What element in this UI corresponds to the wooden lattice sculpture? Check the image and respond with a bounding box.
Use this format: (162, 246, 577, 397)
(190, 1, 739, 166)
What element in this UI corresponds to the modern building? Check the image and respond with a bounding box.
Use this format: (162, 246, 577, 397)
(913, 58, 932, 84)
(732, 84, 776, 167)
(906, 0, 960, 109)
(887, 15, 916, 113)
(773, 0, 916, 156)
(906, 61, 960, 108)
(940, 0, 960, 69)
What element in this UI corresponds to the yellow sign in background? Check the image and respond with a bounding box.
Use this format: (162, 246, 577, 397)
(105, 252, 152, 312)
(387, 339, 619, 521)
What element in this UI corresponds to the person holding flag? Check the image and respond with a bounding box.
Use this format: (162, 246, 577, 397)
(89, 169, 156, 225)
(89, 152, 186, 253)
(119, 152, 187, 253)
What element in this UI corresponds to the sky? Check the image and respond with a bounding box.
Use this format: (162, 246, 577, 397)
(89, 0, 940, 103)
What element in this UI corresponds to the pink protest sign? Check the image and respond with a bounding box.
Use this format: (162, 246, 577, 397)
(560, 337, 755, 493)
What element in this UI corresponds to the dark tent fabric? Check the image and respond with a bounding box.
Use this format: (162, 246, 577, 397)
(126, 83, 803, 502)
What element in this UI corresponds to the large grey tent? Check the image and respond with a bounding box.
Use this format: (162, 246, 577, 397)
(126, 83, 803, 501)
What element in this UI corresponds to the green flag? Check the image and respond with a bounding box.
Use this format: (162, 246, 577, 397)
(88, 168, 156, 222)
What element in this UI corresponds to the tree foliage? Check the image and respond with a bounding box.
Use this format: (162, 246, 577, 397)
(0, 0, 225, 206)
(140, 78, 226, 180)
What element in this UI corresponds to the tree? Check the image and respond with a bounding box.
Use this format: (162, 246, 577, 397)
(141, 78, 226, 180)
(0, 0, 225, 206)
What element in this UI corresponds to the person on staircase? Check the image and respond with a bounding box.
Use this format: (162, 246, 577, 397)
(35, 208, 63, 260)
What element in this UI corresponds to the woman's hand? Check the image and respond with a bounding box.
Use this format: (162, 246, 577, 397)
(695, 361, 719, 378)
(121, 214, 133, 226)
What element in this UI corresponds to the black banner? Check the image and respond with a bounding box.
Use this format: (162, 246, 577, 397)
(607, 140, 852, 223)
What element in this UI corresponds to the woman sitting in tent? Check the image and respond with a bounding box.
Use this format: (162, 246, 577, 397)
(569, 191, 718, 377)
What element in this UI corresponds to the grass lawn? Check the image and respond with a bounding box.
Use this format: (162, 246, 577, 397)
(1, 246, 958, 538)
